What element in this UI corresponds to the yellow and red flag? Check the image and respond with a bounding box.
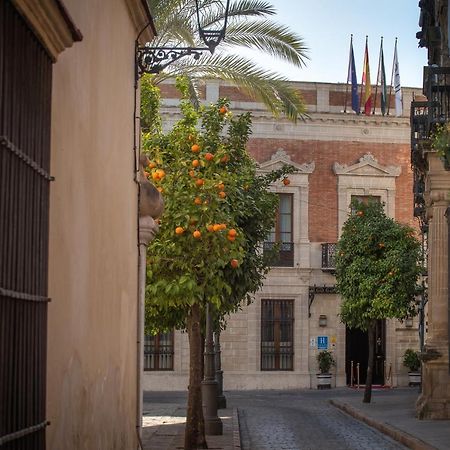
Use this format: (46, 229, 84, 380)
(361, 37, 372, 115)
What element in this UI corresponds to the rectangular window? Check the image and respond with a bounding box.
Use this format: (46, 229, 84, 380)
(144, 331, 174, 370)
(350, 195, 381, 214)
(261, 299, 294, 370)
(264, 193, 294, 267)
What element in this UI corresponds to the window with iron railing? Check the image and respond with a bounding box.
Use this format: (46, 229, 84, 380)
(321, 243, 336, 271)
(144, 331, 174, 370)
(264, 193, 294, 267)
(261, 299, 294, 371)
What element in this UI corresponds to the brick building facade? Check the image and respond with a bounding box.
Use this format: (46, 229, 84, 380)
(144, 79, 423, 390)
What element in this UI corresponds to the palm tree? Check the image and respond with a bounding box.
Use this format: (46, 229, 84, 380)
(146, 0, 309, 121)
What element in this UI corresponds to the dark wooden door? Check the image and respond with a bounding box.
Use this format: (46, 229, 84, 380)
(0, 1, 53, 448)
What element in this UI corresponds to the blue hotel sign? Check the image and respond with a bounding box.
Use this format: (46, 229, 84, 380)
(317, 336, 328, 350)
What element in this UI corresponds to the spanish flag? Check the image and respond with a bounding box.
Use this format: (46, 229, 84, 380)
(361, 37, 372, 116)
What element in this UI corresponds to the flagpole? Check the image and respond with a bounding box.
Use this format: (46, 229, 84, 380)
(360, 36, 367, 113)
(373, 37, 382, 115)
(344, 34, 353, 113)
(387, 38, 397, 116)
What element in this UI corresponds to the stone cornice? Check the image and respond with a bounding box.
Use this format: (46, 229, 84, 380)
(333, 153, 402, 177)
(258, 149, 315, 174)
(125, 0, 157, 43)
(12, 0, 82, 61)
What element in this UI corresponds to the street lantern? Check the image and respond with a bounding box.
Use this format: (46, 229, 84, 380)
(136, 0, 230, 76)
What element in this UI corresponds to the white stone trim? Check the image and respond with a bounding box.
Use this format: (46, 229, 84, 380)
(334, 153, 400, 235)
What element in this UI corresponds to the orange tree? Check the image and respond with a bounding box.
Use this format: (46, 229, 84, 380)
(335, 199, 421, 403)
(143, 78, 293, 449)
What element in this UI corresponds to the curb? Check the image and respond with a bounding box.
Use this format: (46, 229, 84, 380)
(231, 408, 241, 449)
(329, 399, 438, 450)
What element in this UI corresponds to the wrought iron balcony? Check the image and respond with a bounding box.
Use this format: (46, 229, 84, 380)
(423, 65, 450, 127)
(321, 243, 336, 272)
(263, 241, 294, 267)
(410, 101, 430, 173)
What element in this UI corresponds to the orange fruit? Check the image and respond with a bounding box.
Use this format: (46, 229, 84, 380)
(228, 229, 237, 237)
(230, 259, 239, 268)
(189, 170, 196, 177)
(357, 211, 364, 217)
(191, 144, 200, 153)
(283, 178, 290, 186)
(217, 183, 225, 191)
(175, 226, 184, 235)
(207, 224, 215, 232)
(218, 191, 226, 199)
(192, 159, 200, 167)
(219, 106, 228, 114)
(213, 224, 221, 232)
(148, 161, 156, 169)
(193, 230, 201, 239)
(194, 197, 202, 205)
(220, 155, 229, 163)
(219, 224, 227, 230)
(157, 187, 164, 193)
(151, 171, 160, 181)
(205, 152, 214, 161)
(196, 178, 204, 187)
(378, 242, 385, 248)
(156, 169, 166, 179)
(227, 235, 236, 242)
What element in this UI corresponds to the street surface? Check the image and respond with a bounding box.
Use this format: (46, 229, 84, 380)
(144, 389, 408, 450)
(229, 390, 407, 450)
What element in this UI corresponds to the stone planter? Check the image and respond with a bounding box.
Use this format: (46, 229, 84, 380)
(408, 371, 421, 387)
(317, 373, 332, 389)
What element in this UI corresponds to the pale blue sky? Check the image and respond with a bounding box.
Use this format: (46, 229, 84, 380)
(238, 0, 428, 88)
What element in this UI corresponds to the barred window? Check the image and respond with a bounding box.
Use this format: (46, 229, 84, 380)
(144, 331, 174, 371)
(264, 193, 294, 267)
(261, 299, 294, 370)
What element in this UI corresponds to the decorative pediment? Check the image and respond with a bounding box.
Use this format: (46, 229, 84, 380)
(258, 148, 315, 173)
(333, 153, 401, 177)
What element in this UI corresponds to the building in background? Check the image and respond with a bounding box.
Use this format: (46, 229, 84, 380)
(0, 1, 155, 448)
(145, 79, 423, 391)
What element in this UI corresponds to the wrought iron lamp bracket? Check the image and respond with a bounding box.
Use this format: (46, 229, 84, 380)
(136, 45, 211, 77)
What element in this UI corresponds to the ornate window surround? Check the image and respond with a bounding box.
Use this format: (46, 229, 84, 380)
(258, 148, 315, 269)
(333, 153, 401, 235)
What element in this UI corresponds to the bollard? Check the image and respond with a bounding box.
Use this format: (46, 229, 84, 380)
(356, 362, 360, 389)
(350, 360, 354, 387)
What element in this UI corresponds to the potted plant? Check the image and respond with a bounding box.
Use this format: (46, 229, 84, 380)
(316, 350, 335, 389)
(431, 123, 450, 170)
(402, 348, 421, 387)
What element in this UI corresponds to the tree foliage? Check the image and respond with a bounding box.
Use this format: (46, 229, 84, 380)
(146, 0, 309, 121)
(336, 200, 421, 330)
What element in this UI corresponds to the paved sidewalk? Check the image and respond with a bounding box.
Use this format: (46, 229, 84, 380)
(330, 388, 450, 450)
(141, 403, 240, 450)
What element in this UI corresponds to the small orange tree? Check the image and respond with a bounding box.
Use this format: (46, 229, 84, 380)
(143, 78, 293, 449)
(335, 199, 421, 403)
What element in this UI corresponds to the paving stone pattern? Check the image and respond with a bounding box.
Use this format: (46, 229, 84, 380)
(231, 391, 407, 450)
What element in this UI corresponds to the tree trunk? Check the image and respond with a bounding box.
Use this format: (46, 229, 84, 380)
(185, 303, 207, 449)
(363, 322, 376, 403)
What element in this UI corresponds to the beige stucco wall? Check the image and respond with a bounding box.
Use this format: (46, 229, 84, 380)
(47, 1, 140, 448)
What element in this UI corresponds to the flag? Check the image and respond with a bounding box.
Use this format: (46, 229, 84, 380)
(393, 40, 403, 116)
(347, 36, 360, 114)
(378, 38, 387, 115)
(361, 37, 372, 116)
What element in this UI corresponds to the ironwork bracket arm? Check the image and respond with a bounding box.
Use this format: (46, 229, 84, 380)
(136, 45, 210, 76)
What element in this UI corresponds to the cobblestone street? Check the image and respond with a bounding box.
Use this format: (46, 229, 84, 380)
(230, 390, 407, 450)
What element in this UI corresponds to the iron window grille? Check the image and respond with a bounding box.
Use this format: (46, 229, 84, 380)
(144, 331, 174, 371)
(261, 299, 294, 371)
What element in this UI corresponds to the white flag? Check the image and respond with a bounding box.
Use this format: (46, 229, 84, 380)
(393, 43, 402, 117)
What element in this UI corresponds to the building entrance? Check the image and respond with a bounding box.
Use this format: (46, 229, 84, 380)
(345, 320, 386, 386)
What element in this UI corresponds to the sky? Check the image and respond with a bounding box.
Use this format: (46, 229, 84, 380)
(237, 0, 428, 88)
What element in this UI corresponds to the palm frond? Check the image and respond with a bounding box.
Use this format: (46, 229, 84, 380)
(224, 20, 308, 67)
(161, 54, 307, 121)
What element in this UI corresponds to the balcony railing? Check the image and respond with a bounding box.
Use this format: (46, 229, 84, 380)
(263, 241, 294, 267)
(321, 243, 336, 271)
(411, 101, 430, 172)
(423, 66, 450, 128)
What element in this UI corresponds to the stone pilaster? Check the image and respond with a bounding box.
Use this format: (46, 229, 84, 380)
(416, 153, 450, 419)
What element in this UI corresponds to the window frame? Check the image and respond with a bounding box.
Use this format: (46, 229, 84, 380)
(260, 299, 294, 371)
(144, 331, 174, 371)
